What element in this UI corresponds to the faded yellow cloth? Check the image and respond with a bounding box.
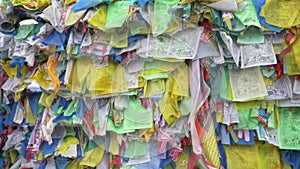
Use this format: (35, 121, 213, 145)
(261, 0, 300, 28)
(138, 72, 145, 88)
(66, 56, 92, 93)
(273, 44, 284, 55)
(263, 76, 278, 87)
(224, 143, 284, 169)
(143, 79, 165, 98)
(273, 105, 279, 129)
(2, 61, 28, 80)
(24, 99, 32, 123)
(31, 64, 52, 89)
(64, 8, 86, 26)
(64, 0, 77, 5)
(66, 159, 83, 169)
(88, 6, 108, 31)
(80, 146, 105, 167)
(227, 73, 234, 101)
(12, 0, 50, 10)
(14, 83, 28, 102)
(284, 48, 300, 75)
(25, 99, 37, 124)
(39, 92, 56, 108)
(111, 65, 128, 94)
(109, 133, 120, 155)
(86, 60, 128, 95)
(9, 150, 18, 164)
(143, 61, 178, 78)
(66, 57, 128, 95)
(175, 152, 189, 169)
(159, 76, 180, 125)
(292, 35, 300, 69)
(138, 126, 155, 141)
(202, 120, 221, 168)
(37, 151, 43, 161)
(171, 62, 189, 98)
(56, 136, 79, 155)
(110, 28, 129, 48)
(233, 100, 274, 111)
(2, 62, 18, 78)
